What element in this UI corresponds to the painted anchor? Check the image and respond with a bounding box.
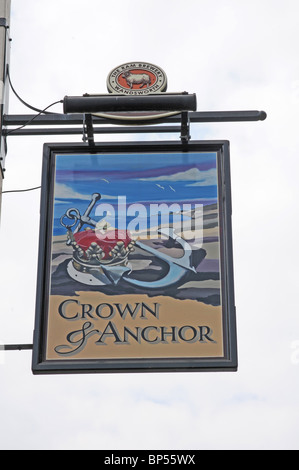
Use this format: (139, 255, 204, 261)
(60, 193, 205, 289)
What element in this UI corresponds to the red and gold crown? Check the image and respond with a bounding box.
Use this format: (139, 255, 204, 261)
(67, 227, 136, 273)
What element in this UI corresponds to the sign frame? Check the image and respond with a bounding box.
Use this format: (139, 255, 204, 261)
(32, 140, 237, 374)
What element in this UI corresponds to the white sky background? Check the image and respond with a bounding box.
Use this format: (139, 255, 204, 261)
(0, 0, 299, 450)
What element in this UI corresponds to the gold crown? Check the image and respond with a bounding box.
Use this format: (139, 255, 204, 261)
(66, 227, 136, 273)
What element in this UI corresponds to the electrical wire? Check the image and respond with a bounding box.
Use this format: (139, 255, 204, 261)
(7, 66, 62, 115)
(5, 65, 63, 136)
(1, 69, 62, 191)
(2, 186, 41, 194)
(5, 99, 63, 136)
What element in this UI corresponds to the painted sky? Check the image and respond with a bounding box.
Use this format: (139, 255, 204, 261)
(1, 0, 299, 450)
(53, 151, 218, 234)
(54, 151, 218, 200)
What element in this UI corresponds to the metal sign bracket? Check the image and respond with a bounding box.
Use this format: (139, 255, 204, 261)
(180, 111, 190, 143)
(82, 111, 192, 147)
(83, 113, 95, 146)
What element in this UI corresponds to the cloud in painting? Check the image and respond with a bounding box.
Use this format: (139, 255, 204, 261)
(54, 183, 118, 201)
(138, 168, 217, 186)
(54, 183, 91, 201)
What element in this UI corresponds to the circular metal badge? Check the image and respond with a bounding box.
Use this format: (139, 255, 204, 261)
(107, 62, 168, 95)
(94, 62, 176, 121)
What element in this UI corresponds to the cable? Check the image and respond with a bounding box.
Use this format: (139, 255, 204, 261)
(5, 100, 63, 136)
(5, 65, 63, 136)
(7, 66, 62, 115)
(2, 186, 41, 194)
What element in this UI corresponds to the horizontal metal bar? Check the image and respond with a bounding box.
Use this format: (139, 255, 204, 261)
(3, 110, 267, 127)
(192, 110, 267, 122)
(3, 125, 182, 136)
(4, 113, 85, 126)
(0, 344, 33, 351)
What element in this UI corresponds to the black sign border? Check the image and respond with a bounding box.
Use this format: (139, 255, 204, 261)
(32, 140, 237, 374)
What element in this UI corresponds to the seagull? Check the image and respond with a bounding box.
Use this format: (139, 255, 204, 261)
(169, 185, 176, 192)
(156, 184, 165, 189)
(101, 178, 109, 183)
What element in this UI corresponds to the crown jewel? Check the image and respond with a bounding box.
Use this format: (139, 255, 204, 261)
(67, 228, 136, 268)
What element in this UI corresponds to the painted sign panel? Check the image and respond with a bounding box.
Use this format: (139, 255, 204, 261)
(32, 141, 237, 374)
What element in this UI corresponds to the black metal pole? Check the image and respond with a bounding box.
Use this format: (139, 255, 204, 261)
(3, 110, 267, 136)
(0, 344, 33, 351)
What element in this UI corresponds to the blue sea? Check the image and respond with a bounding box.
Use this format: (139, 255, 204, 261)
(53, 194, 217, 237)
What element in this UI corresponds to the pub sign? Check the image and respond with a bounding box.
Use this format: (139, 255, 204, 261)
(32, 140, 237, 374)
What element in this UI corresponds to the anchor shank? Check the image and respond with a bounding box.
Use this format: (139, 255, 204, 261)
(74, 192, 101, 233)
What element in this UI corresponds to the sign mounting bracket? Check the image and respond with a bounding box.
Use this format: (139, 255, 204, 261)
(180, 111, 190, 143)
(83, 113, 95, 146)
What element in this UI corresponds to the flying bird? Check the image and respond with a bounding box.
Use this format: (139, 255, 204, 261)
(156, 184, 165, 190)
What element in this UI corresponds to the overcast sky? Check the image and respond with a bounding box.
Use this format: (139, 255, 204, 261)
(1, 0, 299, 450)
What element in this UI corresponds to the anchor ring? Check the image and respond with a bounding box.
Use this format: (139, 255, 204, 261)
(60, 208, 81, 229)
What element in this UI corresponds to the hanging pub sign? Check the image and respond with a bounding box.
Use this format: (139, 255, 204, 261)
(32, 140, 237, 374)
